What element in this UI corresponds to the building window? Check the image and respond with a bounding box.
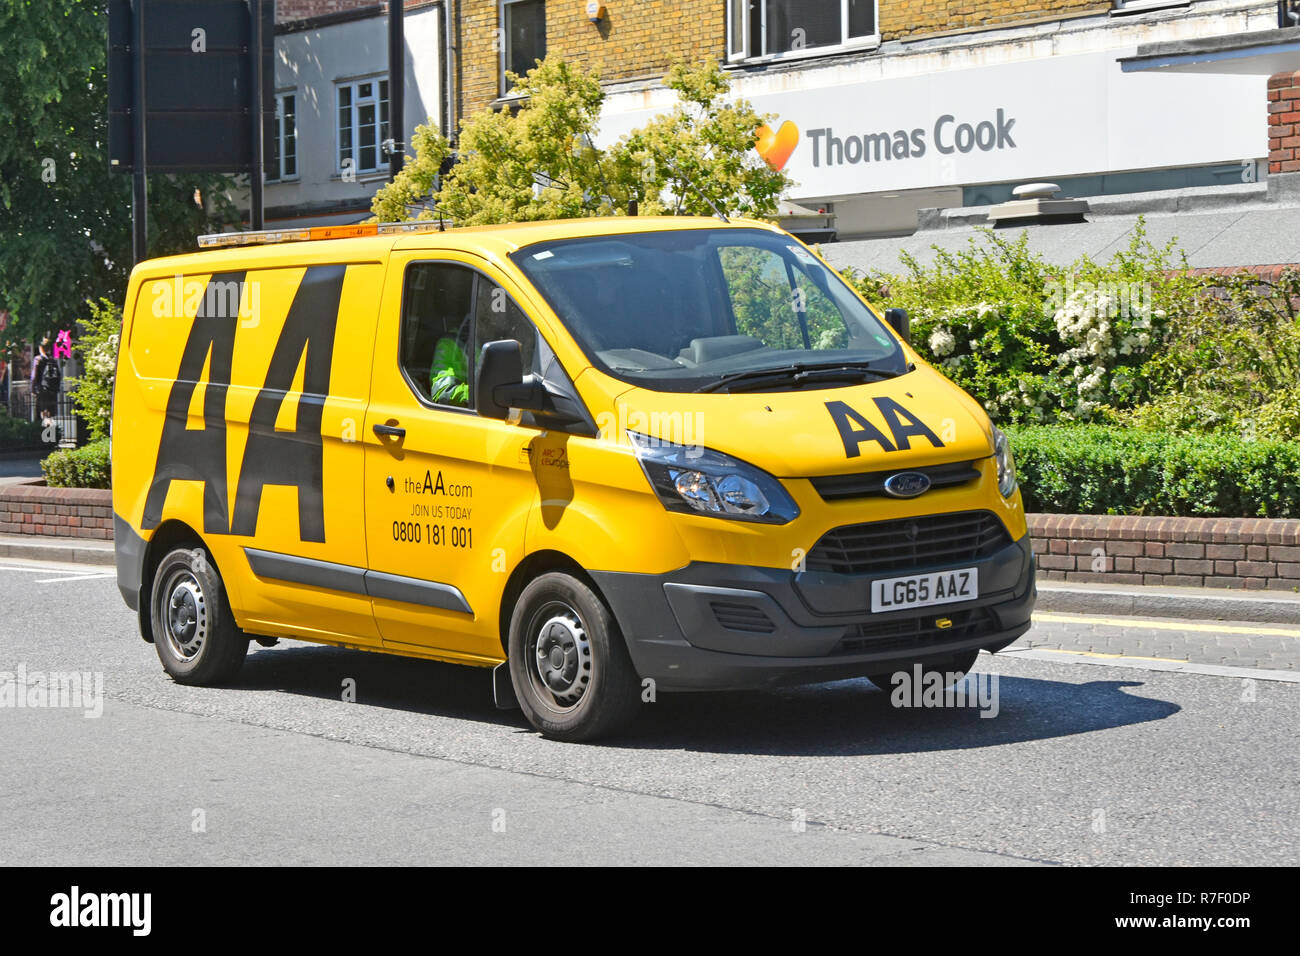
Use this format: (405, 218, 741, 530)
(501, 0, 546, 94)
(270, 92, 297, 181)
(727, 0, 877, 62)
(1110, 0, 1188, 11)
(337, 77, 390, 176)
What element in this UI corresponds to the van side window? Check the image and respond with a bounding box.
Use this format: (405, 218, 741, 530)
(401, 264, 540, 410)
(401, 263, 476, 407)
(475, 279, 537, 378)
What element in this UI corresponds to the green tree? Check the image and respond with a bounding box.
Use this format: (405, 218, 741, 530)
(0, 0, 239, 345)
(618, 60, 790, 219)
(371, 56, 790, 226)
(69, 297, 121, 441)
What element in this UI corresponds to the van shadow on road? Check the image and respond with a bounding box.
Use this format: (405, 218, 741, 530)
(627, 676, 1179, 757)
(225, 644, 1180, 757)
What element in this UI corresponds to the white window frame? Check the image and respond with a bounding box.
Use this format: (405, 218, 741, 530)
(500, 0, 547, 97)
(726, 0, 880, 64)
(270, 90, 298, 182)
(336, 75, 390, 177)
(1109, 0, 1190, 14)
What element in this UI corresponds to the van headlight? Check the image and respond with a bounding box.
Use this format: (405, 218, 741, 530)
(628, 431, 799, 524)
(993, 426, 1017, 498)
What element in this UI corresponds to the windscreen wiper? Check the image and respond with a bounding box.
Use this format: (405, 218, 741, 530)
(694, 362, 902, 394)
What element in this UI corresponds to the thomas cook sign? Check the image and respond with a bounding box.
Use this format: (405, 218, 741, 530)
(806, 109, 1018, 166)
(598, 50, 1265, 199)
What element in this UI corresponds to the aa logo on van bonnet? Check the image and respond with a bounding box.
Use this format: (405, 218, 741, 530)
(141, 265, 345, 541)
(825, 397, 944, 458)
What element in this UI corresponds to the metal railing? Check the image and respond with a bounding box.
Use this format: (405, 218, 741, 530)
(5, 375, 84, 449)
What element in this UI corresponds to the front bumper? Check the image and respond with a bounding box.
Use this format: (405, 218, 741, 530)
(592, 534, 1035, 692)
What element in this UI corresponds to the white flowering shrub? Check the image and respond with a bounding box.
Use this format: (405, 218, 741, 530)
(849, 221, 1192, 425)
(1130, 267, 1300, 443)
(1048, 284, 1163, 420)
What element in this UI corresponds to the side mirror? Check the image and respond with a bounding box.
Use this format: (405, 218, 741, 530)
(476, 339, 546, 420)
(884, 307, 911, 345)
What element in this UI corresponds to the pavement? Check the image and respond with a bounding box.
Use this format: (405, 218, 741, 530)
(0, 534, 114, 568)
(0, 454, 45, 481)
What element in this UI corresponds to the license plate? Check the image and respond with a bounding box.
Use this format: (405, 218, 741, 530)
(871, 567, 978, 613)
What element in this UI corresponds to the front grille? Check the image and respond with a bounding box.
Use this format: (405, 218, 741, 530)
(810, 459, 981, 502)
(835, 607, 998, 656)
(710, 601, 776, 634)
(806, 510, 1011, 576)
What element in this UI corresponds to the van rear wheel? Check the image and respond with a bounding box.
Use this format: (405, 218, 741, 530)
(507, 572, 641, 741)
(868, 648, 980, 693)
(150, 546, 248, 685)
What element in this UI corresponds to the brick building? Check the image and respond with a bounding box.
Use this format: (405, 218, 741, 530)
(263, 1, 1300, 243)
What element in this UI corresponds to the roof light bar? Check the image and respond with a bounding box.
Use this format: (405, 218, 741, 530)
(197, 228, 311, 248)
(197, 220, 445, 249)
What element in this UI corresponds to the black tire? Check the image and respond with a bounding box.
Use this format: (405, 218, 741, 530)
(507, 571, 641, 742)
(868, 648, 980, 693)
(149, 545, 248, 685)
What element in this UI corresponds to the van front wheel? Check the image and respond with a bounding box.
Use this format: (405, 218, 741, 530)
(150, 546, 248, 685)
(508, 572, 641, 741)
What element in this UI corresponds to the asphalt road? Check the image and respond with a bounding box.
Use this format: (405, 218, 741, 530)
(2, 558, 1296, 866)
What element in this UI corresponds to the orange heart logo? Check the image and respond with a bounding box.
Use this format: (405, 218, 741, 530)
(755, 121, 799, 172)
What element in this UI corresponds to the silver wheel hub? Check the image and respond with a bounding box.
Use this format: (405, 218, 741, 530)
(533, 612, 592, 705)
(163, 574, 207, 662)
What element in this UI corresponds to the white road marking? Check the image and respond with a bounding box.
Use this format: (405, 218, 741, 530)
(0, 563, 115, 584)
(34, 573, 115, 584)
(0, 561, 112, 574)
(1000, 646, 1300, 683)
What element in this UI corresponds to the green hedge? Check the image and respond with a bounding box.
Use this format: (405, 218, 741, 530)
(42, 438, 110, 489)
(0, 412, 46, 450)
(1006, 426, 1300, 518)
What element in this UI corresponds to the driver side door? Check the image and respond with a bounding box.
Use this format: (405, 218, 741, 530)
(362, 252, 541, 661)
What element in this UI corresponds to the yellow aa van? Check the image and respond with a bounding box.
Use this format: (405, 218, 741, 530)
(112, 216, 1034, 741)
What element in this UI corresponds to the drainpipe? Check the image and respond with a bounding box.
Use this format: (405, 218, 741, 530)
(388, 0, 405, 179)
(444, 0, 458, 142)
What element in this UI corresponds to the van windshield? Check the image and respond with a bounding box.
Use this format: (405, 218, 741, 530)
(511, 227, 906, 393)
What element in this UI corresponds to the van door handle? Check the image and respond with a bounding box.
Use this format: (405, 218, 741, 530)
(372, 423, 406, 438)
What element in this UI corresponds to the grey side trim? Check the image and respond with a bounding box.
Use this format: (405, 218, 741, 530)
(114, 512, 147, 612)
(244, 547, 368, 595)
(364, 569, 473, 614)
(242, 547, 473, 615)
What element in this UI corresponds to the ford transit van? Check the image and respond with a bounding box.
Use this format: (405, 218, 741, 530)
(112, 216, 1035, 740)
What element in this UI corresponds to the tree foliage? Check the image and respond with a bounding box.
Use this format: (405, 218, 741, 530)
(0, 0, 239, 344)
(371, 56, 790, 226)
(850, 222, 1197, 425)
(69, 297, 121, 441)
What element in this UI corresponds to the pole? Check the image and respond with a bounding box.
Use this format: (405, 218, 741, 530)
(131, 0, 148, 264)
(249, 0, 266, 229)
(389, 0, 405, 179)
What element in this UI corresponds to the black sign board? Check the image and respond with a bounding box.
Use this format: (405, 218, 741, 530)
(108, 0, 275, 175)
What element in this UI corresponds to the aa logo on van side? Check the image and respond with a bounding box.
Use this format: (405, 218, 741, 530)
(142, 266, 344, 542)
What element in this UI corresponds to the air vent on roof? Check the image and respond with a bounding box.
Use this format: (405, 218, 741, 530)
(988, 182, 1088, 228)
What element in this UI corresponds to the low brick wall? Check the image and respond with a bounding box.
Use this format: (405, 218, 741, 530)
(0, 482, 113, 539)
(1030, 514, 1300, 591)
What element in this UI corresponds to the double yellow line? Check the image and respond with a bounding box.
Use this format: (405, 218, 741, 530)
(1032, 612, 1300, 640)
